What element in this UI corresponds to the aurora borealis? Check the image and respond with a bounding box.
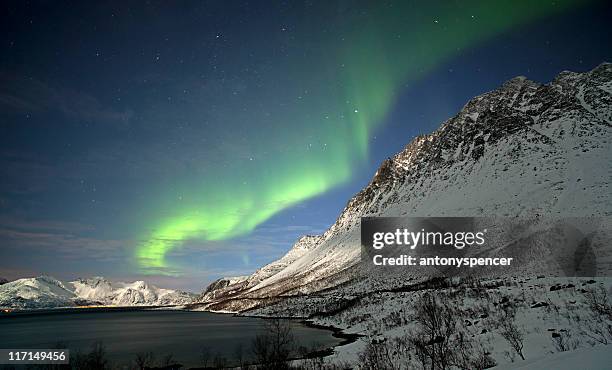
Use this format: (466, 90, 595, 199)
(134, 0, 585, 274)
(2, 0, 611, 288)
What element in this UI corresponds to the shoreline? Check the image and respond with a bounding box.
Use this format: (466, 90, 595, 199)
(234, 311, 364, 361)
(298, 319, 363, 349)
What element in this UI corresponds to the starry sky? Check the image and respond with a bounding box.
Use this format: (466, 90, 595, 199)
(1, 1, 611, 291)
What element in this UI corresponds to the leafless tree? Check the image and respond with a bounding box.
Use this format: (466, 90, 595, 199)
(498, 309, 525, 361)
(409, 293, 457, 369)
(251, 318, 294, 369)
(377, 293, 497, 370)
(584, 286, 612, 320)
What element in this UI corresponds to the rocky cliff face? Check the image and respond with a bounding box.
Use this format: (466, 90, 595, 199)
(199, 63, 612, 312)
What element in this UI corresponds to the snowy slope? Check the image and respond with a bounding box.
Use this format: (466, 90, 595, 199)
(199, 236, 322, 303)
(200, 62, 612, 312)
(494, 344, 612, 370)
(248, 235, 323, 287)
(0, 275, 196, 309)
(271, 276, 612, 369)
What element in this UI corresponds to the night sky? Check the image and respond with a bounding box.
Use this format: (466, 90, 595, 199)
(1, 1, 611, 290)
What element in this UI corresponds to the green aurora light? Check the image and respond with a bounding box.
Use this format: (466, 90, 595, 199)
(136, 0, 585, 274)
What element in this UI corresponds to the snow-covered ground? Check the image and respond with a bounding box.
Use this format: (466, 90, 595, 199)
(494, 344, 612, 370)
(251, 276, 612, 369)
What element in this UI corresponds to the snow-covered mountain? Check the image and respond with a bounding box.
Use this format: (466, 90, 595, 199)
(0, 275, 196, 310)
(199, 275, 249, 302)
(199, 235, 322, 303)
(200, 62, 612, 312)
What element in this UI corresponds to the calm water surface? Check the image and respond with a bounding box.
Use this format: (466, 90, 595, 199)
(0, 309, 343, 367)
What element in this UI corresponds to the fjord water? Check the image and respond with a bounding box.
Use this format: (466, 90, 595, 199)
(0, 309, 342, 367)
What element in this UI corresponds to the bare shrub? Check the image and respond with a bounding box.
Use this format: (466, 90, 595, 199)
(451, 331, 496, 370)
(580, 286, 612, 344)
(357, 292, 497, 369)
(384, 310, 406, 329)
(161, 353, 175, 367)
(584, 286, 612, 320)
(134, 351, 154, 369)
(497, 308, 525, 361)
(357, 340, 397, 370)
(552, 331, 580, 352)
(581, 318, 612, 345)
(71, 342, 108, 370)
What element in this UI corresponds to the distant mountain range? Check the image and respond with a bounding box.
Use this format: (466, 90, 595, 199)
(198, 62, 612, 312)
(0, 275, 196, 310)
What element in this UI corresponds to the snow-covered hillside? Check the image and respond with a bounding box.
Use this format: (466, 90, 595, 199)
(199, 235, 322, 302)
(262, 276, 612, 369)
(0, 275, 196, 309)
(199, 62, 612, 312)
(494, 344, 612, 370)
